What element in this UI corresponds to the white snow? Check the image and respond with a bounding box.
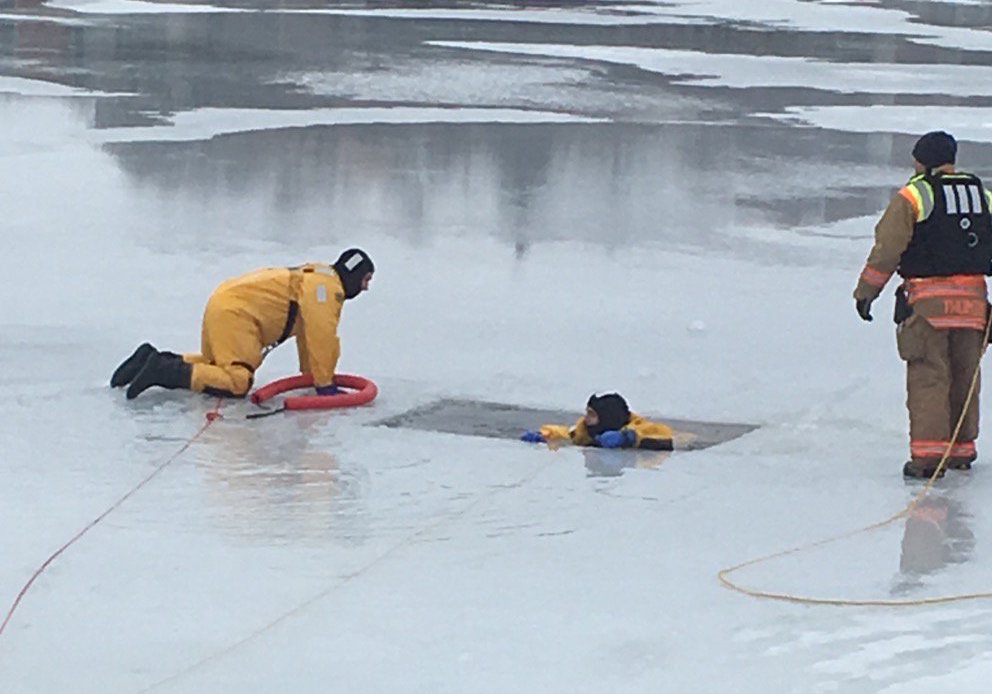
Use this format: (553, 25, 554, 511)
(46, 0, 249, 13)
(767, 105, 992, 142)
(0, 75, 126, 98)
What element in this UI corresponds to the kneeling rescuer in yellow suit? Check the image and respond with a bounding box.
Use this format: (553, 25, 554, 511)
(111, 248, 374, 400)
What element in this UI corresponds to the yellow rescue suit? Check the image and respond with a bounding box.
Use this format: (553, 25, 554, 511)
(539, 413, 674, 450)
(184, 264, 345, 397)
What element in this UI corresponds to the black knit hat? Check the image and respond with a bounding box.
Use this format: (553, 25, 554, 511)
(585, 393, 631, 437)
(333, 248, 374, 299)
(912, 131, 957, 169)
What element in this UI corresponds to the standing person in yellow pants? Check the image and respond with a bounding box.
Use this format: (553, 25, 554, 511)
(111, 248, 374, 400)
(854, 131, 992, 479)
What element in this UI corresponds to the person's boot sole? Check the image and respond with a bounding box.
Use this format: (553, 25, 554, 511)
(126, 354, 162, 400)
(110, 343, 157, 388)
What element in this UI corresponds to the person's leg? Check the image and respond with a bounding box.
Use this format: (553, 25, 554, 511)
(899, 316, 951, 478)
(946, 329, 983, 470)
(126, 293, 261, 400)
(187, 301, 264, 398)
(189, 363, 254, 398)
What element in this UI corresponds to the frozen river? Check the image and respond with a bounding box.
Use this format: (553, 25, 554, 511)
(2, 1, 992, 692)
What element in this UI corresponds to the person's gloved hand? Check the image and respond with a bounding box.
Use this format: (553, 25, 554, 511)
(596, 429, 636, 449)
(520, 430, 546, 443)
(316, 384, 343, 396)
(855, 297, 874, 322)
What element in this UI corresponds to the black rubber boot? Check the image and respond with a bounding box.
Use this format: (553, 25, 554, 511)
(903, 460, 945, 480)
(946, 456, 974, 471)
(110, 343, 157, 388)
(126, 352, 193, 400)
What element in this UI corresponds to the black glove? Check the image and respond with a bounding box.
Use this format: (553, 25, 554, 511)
(855, 298, 873, 322)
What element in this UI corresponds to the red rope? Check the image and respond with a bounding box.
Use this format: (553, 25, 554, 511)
(0, 399, 223, 640)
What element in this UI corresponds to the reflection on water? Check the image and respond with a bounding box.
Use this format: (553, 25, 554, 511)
(892, 493, 975, 595)
(195, 417, 370, 545)
(104, 121, 919, 255)
(7, 0, 992, 255)
(582, 447, 670, 478)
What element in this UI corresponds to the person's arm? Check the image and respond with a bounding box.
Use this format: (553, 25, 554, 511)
(297, 275, 343, 389)
(595, 415, 674, 450)
(296, 329, 312, 375)
(568, 418, 595, 446)
(854, 191, 917, 307)
(625, 417, 675, 451)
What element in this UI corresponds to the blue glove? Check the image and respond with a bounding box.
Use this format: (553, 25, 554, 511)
(315, 384, 343, 396)
(521, 430, 546, 443)
(596, 429, 636, 449)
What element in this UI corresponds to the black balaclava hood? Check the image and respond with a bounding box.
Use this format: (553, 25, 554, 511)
(333, 248, 375, 299)
(912, 131, 957, 170)
(585, 393, 631, 438)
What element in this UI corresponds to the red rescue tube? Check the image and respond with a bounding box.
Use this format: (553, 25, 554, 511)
(250, 373, 378, 410)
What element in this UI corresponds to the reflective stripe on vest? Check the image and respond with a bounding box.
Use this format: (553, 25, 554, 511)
(900, 173, 987, 223)
(900, 178, 935, 222)
(942, 183, 984, 215)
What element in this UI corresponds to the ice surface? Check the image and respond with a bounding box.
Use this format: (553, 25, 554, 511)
(429, 41, 992, 97)
(87, 106, 610, 143)
(46, 0, 248, 13)
(3, 1, 992, 693)
(769, 105, 992, 142)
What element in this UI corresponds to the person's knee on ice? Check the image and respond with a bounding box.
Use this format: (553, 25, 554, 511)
(190, 363, 253, 398)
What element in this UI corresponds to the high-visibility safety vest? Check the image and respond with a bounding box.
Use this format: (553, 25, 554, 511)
(899, 172, 992, 278)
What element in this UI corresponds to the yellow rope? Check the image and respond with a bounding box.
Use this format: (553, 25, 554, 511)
(719, 308, 992, 607)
